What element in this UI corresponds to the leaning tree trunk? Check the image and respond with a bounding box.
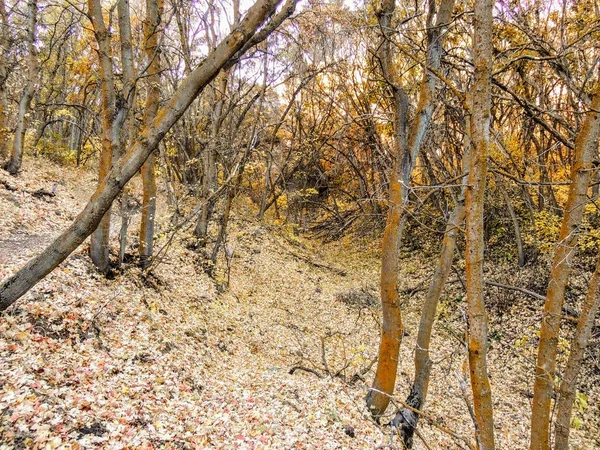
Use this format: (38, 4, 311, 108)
(0, 0, 286, 312)
(88, 0, 118, 273)
(366, 0, 455, 418)
(396, 111, 468, 448)
(464, 0, 495, 448)
(139, 0, 163, 269)
(530, 92, 600, 450)
(5, 0, 37, 174)
(553, 251, 600, 450)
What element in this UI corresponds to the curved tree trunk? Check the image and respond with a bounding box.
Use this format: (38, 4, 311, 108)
(0, 0, 286, 311)
(365, 0, 409, 418)
(465, 0, 495, 448)
(530, 92, 600, 450)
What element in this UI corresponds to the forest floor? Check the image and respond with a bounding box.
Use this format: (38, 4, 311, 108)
(0, 157, 598, 450)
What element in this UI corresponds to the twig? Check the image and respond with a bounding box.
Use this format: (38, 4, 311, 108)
(414, 426, 434, 450)
(288, 366, 323, 378)
(484, 280, 545, 301)
(320, 336, 331, 375)
(454, 371, 481, 450)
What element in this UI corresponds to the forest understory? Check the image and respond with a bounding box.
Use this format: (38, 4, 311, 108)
(1, 157, 598, 450)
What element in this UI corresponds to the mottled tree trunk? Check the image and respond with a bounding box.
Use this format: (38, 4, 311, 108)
(530, 92, 600, 450)
(88, 0, 117, 273)
(553, 252, 600, 450)
(5, 0, 37, 174)
(0, 0, 9, 159)
(365, 0, 408, 418)
(465, 0, 495, 448)
(0, 0, 285, 311)
(195, 73, 228, 242)
(117, 0, 137, 267)
(139, 0, 163, 269)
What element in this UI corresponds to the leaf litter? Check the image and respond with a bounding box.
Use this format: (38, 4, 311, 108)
(0, 158, 598, 449)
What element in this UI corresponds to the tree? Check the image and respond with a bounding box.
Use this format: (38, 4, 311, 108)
(87, 0, 119, 273)
(464, 0, 495, 448)
(530, 92, 600, 450)
(553, 248, 600, 450)
(5, 0, 37, 174)
(139, 0, 164, 269)
(0, 0, 11, 159)
(366, 0, 456, 418)
(0, 0, 288, 311)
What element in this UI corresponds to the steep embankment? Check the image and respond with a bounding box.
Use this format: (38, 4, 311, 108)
(0, 158, 598, 449)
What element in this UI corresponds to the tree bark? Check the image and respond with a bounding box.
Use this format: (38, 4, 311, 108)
(553, 251, 600, 450)
(365, 0, 409, 418)
(465, 0, 495, 448)
(117, 0, 137, 267)
(5, 0, 37, 174)
(88, 0, 117, 273)
(139, 0, 163, 269)
(0, 0, 285, 311)
(194, 74, 225, 241)
(0, 0, 9, 159)
(530, 92, 600, 450)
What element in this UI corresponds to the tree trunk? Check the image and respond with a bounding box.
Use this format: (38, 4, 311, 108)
(117, 0, 137, 267)
(497, 176, 525, 267)
(366, 0, 455, 418)
(465, 0, 495, 448)
(397, 112, 468, 448)
(257, 151, 273, 220)
(139, 0, 163, 269)
(553, 251, 600, 450)
(194, 72, 227, 242)
(159, 141, 179, 216)
(0, 0, 9, 159)
(0, 0, 286, 311)
(88, 0, 117, 273)
(5, 0, 37, 174)
(530, 92, 600, 450)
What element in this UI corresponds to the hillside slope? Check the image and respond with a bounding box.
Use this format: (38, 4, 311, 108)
(0, 158, 598, 449)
